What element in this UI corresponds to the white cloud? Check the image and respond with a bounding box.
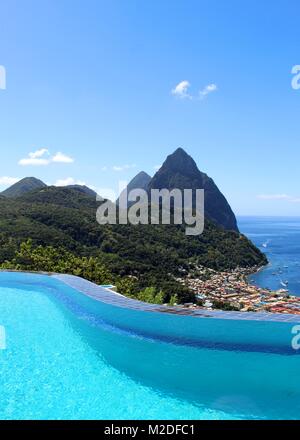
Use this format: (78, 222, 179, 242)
(171, 80, 218, 100)
(257, 194, 300, 203)
(96, 188, 116, 201)
(199, 83, 217, 98)
(52, 152, 74, 164)
(54, 178, 98, 193)
(257, 194, 290, 200)
(112, 164, 136, 172)
(0, 176, 19, 186)
(19, 148, 50, 166)
(171, 80, 191, 99)
(55, 177, 86, 187)
(19, 157, 50, 166)
(154, 164, 162, 171)
(19, 149, 74, 166)
(29, 148, 49, 159)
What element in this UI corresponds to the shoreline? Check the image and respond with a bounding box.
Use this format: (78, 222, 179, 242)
(179, 263, 300, 315)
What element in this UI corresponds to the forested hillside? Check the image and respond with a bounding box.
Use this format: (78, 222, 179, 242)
(0, 186, 267, 304)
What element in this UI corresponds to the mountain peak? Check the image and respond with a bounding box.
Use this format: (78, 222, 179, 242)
(116, 171, 151, 207)
(2, 177, 47, 198)
(17, 177, 45, 185)
(148, 149, 239, 232)
(172, 147, 189, 156)
(156, 148, 200, 179)
(137, 170, 151, 177)
(128, 171, 151, 186)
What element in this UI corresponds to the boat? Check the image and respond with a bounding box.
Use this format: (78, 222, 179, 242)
(262, 239, 271, 249)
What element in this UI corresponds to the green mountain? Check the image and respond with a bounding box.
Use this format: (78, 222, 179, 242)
(117, 171, 151, 208)
(1, 177, 47, 198)
(2, 177, 97, 200)
(148, 148, 239, 232)
(0, 184, 267, 304)
(65, 184, 97, 198)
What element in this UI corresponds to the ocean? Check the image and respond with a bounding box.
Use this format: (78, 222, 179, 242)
(238, 217, 300, 297)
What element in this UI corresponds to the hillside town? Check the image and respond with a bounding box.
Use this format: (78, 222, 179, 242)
(178, 265, 300, 315)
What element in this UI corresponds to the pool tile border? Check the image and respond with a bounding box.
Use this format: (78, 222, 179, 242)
(53, 274, 300, 324)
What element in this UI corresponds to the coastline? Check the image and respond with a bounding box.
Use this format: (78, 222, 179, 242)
(238, 216, 300, 299)
(179, 263, 300, 315)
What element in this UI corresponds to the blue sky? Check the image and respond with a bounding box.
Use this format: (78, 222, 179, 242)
(0, 0, 299, 215)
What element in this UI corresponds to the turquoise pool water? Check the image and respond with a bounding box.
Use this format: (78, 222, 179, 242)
(0, 272, 300, 420)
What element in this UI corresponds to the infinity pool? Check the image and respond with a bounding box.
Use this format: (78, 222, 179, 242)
(0, 271, 300, 420)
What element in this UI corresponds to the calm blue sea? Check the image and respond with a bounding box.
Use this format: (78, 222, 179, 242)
(238, 217, 300, 297)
